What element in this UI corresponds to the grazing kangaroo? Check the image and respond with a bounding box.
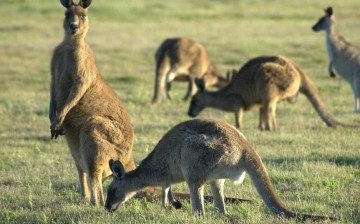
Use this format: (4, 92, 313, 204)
(151, 37, 229, 104)
(188, 55, 340, 131)
(105, 119, 336, 221)
(49, 0, 138, 206)
(312, 7, 360, 113)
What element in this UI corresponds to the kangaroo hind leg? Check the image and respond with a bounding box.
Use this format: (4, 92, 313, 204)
(79, 128, 106, 206)
(89, 170, 105, 206)
(183, 76, 195, 101)
(209, 179, 226, 214)
(351, 76, 360, 113)
(258, 107, 266, 130)
(263, 100, 277, 131)
(187, 182, 205, 215)
(76, 163, 91, 203)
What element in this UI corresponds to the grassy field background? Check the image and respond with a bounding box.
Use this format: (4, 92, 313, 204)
(0, 0, 359, 223)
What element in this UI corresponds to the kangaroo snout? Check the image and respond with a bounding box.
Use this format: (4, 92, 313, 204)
(311, 25, 319, 32)
(105, 202, 119, 213)
(69, 23, 79, 34)
(187, 110, 196, 117)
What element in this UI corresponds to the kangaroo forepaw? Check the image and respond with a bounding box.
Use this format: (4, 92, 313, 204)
(50, 125, 65, 139)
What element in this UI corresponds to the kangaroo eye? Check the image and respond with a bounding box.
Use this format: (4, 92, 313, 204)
(80, 14, 87, 20)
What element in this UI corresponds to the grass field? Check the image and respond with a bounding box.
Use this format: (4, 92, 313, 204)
(0, 0, 359, 223)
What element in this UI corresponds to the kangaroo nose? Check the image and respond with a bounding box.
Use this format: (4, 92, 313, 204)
(187, 110, 195, 117)
(70, 24, 79, 34)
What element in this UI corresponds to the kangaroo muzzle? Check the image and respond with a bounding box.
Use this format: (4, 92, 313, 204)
(69, 23, 79, 34)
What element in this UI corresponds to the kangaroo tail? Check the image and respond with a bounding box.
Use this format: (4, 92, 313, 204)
(244, 146, 337, 221)
(152, 46, 170, 105)
(294, 64, 340, 127)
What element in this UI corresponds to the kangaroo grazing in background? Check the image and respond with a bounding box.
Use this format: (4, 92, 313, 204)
(49, 0, 138, 206)
(151, 37, 229, 104)
(188, 55, 341, 131)
(312, 7, 360, 113)
(105, 119, 336, 221)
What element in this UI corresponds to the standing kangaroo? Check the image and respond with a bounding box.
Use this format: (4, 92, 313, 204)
(151, 37, 229, 104)
(49, 0, 137, 206)
(312, 7, 360, 113)
(105, 119, 336, 221)
(188, 55, 340, 131)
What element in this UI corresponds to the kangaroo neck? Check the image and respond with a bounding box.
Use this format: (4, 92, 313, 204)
(124, 164, 162, 191)
(64, 34, 96, 73)
(325, 19, 341, 61)
(207, 89, 237, 111)
(123, 169, 150, 192)
(65, 33, 87, 50)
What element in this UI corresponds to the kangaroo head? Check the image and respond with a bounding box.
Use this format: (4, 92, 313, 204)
(188, 79, 208, 117)
(60, 0, 92, 37)
(105, 159, 136, 212)
(312, 6, 333, 32)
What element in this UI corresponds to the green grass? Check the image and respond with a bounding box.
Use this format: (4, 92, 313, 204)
(0, 0, 359, 223)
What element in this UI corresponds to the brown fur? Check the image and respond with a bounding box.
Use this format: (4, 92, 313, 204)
(151, 37, 229, 104)
(312, 6, 360, 113)
(105, 119, 336, 221)
(50, 0, 136, 206)
(188, 55, 340, 131)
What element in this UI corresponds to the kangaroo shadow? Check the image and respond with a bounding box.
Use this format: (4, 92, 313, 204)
(262, 155, 359, 167)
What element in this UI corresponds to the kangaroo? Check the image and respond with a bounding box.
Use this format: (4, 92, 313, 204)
(187, 55, 340, 131)
(49, 0, 138, 206)
(105, 119, 336, 221)
(312, 7, 360, 113)
(49, 0, 248, 207)
(151, 37, 229, 104)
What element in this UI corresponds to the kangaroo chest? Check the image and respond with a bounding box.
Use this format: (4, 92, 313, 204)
(54, 45, 92, 111)
(326, 35, 334, 62)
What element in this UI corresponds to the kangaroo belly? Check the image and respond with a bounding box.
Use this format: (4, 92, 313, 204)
(208, 167, 246, 184)
(333, 57, 358, 83)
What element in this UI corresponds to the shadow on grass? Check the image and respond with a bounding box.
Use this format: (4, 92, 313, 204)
(263, 155, 359, 167)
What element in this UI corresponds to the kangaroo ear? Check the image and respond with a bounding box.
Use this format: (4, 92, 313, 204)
(232, 69, 237, 76)
(60, 0, 73, 8)
(79, 0, 92, 9)
(109, 159, 125, 179)
(195, 78, 205, 92)
(226, 69, 236, 81)
(226, 71, 231, 80)
(325, 7, 333, 16)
